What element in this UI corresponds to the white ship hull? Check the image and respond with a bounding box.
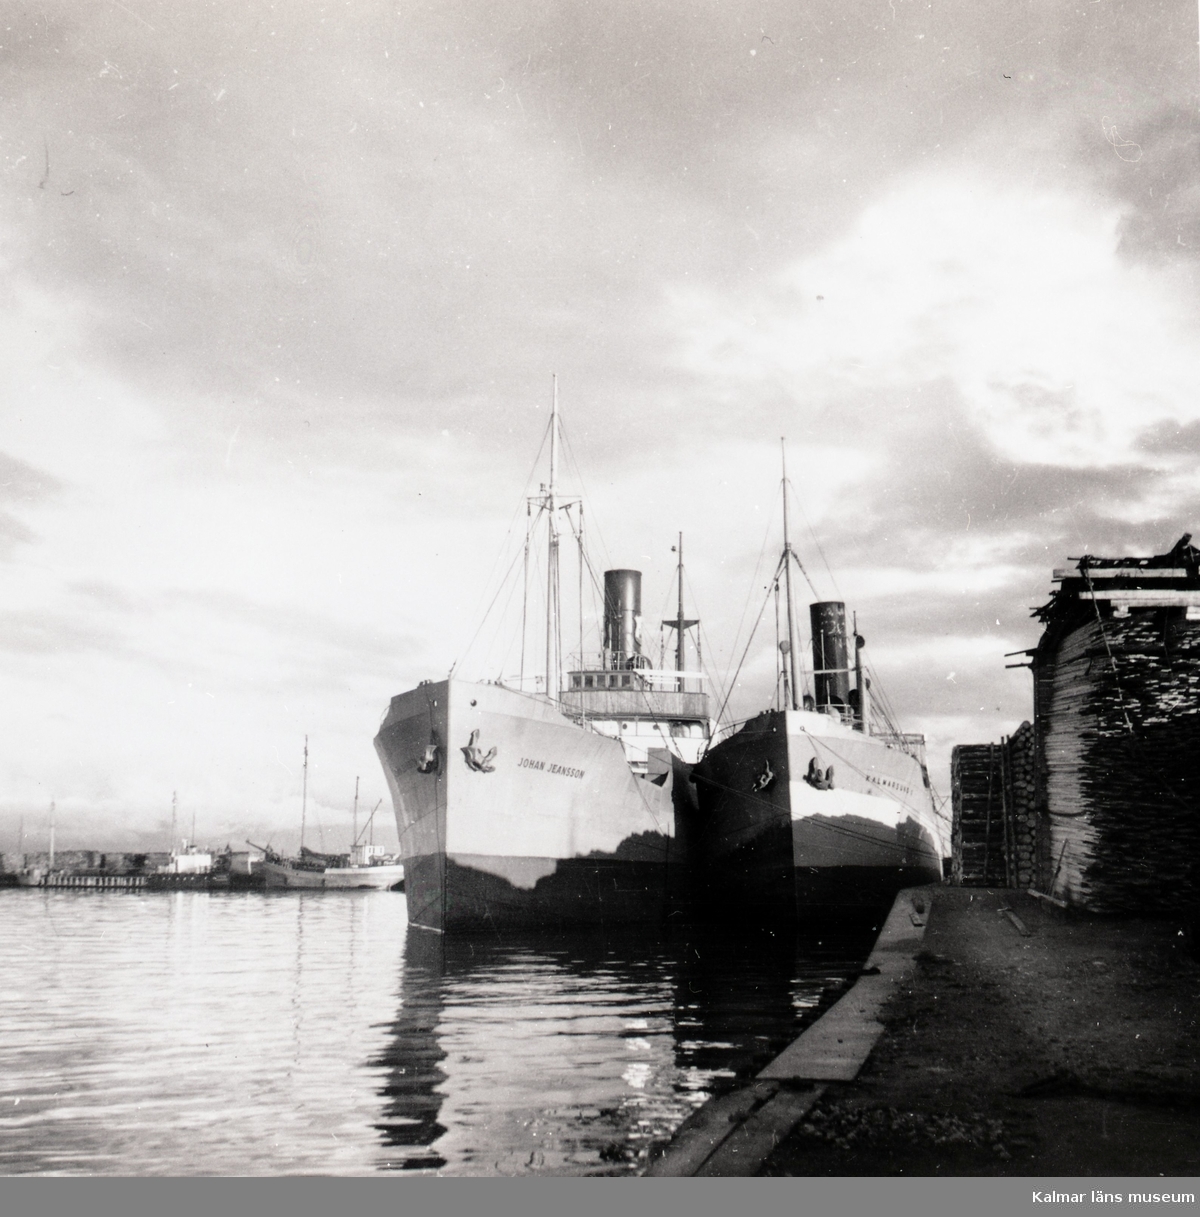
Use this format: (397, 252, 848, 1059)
(261, 860, 405, 891)
(693, 709, 944, 924)
(374, 678, 690, 932)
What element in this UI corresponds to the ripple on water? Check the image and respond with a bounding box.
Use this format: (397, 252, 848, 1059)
(0, 890, 868, 1175)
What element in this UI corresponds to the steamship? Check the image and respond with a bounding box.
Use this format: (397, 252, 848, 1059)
(374, 384, 712, 932)
(690, 445, 943, 925)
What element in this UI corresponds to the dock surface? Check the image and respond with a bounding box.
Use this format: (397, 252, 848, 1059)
(648, 887, 1200, 1176)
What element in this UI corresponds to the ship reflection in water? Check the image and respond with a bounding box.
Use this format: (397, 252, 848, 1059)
(373, 921, 870, 1175)
(0, 891, 867, 1176)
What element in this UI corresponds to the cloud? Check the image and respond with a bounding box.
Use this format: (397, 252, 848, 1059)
(3, 1, 1199, 839)
(0, 609, 123, 656)
(0, 451, 59, 502)
(671, 171, 1200, 480)
(0, 451, 59, 556)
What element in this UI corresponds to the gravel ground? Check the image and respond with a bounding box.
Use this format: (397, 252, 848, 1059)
(761, 887, 1200, 1176)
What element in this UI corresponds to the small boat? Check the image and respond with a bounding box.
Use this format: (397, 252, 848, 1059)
(690, 442, 943, 926)
(258, 752, 405, 891)
(259, 845, 405, 891)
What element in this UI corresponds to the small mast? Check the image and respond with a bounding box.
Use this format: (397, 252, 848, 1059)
(300, 735, 308, 853)
(780, 439, 802, 711)
(664, 532, 699, 675)
(352, 776, 359, 855)
(675, 534, 685, 671)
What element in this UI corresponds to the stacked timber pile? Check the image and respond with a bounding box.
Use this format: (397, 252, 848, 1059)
(950, 724, 1038, 888)
(1032, 535, 1200, 918)
(950, 744, 1007, 886)
(1004, 722, 1037, 887)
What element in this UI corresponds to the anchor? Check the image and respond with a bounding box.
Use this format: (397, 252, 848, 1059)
(416, 743, 440, 774)
(461, 729, 498, 773)
(803, 756, 835, 791)
(752, 760, 776, 793)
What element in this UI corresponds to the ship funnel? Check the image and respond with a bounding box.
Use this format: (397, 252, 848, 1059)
(604, 570, 642, 668)
(810, 601, 851, 708)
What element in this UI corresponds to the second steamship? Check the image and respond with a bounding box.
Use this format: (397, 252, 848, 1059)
(374, 383, 712, 932)
(691, 444, 944, 925)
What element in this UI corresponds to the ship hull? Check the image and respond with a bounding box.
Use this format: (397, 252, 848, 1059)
(261, 861, 405, 891)
(692, 709, 943, 926)
(374, 679, 685, 932)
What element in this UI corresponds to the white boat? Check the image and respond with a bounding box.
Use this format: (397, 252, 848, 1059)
(260, 848, 405, 891)
(259, 754, 405, 891)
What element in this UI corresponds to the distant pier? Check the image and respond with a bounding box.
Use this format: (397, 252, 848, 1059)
(40, 872, 146, 891)
(0, 848, 267, 892)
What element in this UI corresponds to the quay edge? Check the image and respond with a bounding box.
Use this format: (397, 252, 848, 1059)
(644, 884, 933, 1177)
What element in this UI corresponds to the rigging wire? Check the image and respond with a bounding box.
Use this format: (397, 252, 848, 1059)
(683, 565, 732, 718)
(519, 502, 533, 689)
(563, 503, 606, 661)
(712, 559, 781, 729)
(577, 504, 584, 666)
(456, 543, 528, 676)
(788, 471, 843, 604)
(787, 541, 823, 602)
(488, 536, 537, 679)
(453, 413, 552, 669)
(557, 416, 614, 577)
(718, 480, 783, 698)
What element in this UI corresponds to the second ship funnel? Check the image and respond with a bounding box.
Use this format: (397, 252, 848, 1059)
(810, 601, 851, 708)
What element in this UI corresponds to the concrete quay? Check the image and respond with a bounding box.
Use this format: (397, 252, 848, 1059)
(645, 886, 1200, 1177)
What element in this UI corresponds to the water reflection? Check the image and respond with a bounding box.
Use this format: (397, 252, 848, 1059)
(0, 892, 868, 1176)
(373, 922, 870, 1176)
(372, 928, 449, 1171)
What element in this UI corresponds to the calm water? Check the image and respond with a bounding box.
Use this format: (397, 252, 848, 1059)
(0, 890, 868, 1176)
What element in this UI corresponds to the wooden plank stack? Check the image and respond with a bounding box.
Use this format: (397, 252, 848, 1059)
(950, 723, 1037, 888)
(1030, 537, 1200, 918)
(951, 744, 1005, 886)
(1004, 721, 1038, 887)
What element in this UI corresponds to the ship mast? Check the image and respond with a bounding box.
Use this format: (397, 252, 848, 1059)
(300, 735, 308, 854)
(676, 533, 685, 671)
(546, 376, 561, 700)
(352, 776, 359, 856)
(664, 532, 699, 678)
(780, 439, 802, 711)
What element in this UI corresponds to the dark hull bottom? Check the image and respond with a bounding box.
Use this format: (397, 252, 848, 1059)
(693, 821, 940, 929)
(793, 864, 939, 926)
(689, 867, 937, 930)
(405, 851, 677, 933)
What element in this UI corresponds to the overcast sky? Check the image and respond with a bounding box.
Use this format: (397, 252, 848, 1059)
(4, 1, 1199, 852)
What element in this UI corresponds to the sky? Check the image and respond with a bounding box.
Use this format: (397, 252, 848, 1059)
(3, 0, 1200, 853)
